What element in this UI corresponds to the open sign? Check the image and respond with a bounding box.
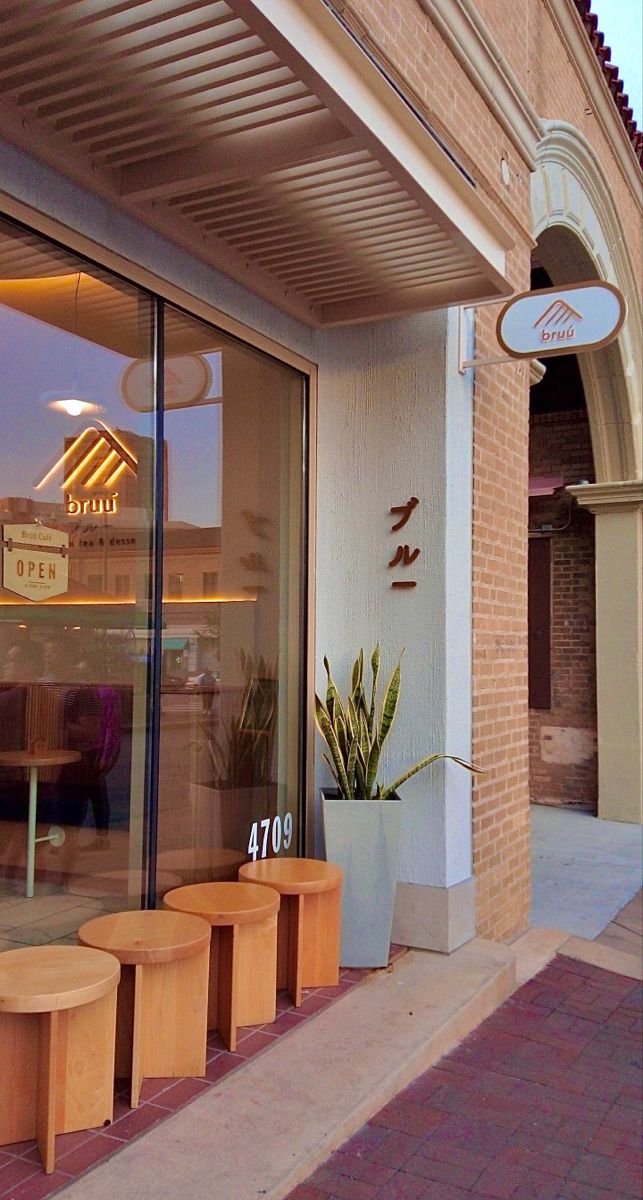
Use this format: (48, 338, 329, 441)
(2, 525, 69, 601)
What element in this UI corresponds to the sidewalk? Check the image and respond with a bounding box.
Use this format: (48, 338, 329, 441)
(285, 949, 642, 1200)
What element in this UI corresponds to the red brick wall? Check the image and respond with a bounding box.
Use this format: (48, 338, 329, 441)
(344, 0, 638, 941)
(471, 306, 532, 942)
(529, 409, 597, 810)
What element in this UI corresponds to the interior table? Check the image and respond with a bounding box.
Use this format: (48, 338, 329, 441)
(0, 748, 81, 897)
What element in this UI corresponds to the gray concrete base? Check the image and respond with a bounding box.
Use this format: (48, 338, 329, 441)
(392, 876, 476, 952)
(52, 937, 515, 1200)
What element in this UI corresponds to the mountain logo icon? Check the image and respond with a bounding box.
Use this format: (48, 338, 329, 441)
(534, 299, 583, 343)
(35, 424, 138, 492)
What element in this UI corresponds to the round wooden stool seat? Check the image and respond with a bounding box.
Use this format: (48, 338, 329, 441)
(78, 910, 211, 964)
(78, 910, 211, 1108)
(0, 946, 120, 1175)
(239, 857, 343, 894)
(163, 881, 280, 925)
(0, 944, 120, 1012)
(239, 858, 343, 1007)
(163, 882, 281, 1051)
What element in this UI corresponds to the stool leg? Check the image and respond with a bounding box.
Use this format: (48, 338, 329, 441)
(60, 990, 117, 1134)
(233, 915, 278, 1031)
(0, 1011, 40, 1148)
(114, 964, 136, 1082)
(286, 895, 304, 1007)
(130, 964, 145, 1108)
(298, 889, 341, 991)
(216, 925, 238, 1051)
(36, 1011, 59, 1174)
(207, 928, 221, 1032)
(132, 950, 209, 1103)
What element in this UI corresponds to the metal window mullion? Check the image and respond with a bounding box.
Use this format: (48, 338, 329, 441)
(144, 296, 165, 908)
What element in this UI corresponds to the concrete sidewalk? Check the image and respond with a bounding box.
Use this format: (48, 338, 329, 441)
(33, 892, 641, 1200)
(3, 807, 640, 1200)
(285, 951, 642, 1200)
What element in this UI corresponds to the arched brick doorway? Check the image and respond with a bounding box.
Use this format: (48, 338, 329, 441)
(530, 125, 642, 822)
(529, 266, 598, 812)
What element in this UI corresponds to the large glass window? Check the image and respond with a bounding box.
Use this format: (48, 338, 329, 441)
(0, 218, 155, 941)
(156, 306, 306, 892)
(0, 216, 307, 947)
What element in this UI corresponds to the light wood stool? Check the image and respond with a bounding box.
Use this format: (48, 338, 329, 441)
(239, 858, 343, 1006)
(163, 882, 280, 1052)
(0, 945, 120, 1174)
(78, 910, 211, 1108)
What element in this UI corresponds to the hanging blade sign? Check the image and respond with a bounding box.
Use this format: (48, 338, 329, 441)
(496, 281, 626, 359)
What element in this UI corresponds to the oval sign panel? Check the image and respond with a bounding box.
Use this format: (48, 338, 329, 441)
(121, 354, 214, 411)
(496, 281, 626, 359)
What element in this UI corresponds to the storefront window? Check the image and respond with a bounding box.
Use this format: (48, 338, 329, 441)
(0, 216, 307, 946)
(0, 217, 155, 941)
(156, 305, 306, 891)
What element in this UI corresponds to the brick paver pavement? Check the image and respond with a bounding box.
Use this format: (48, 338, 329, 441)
(286, 955, 642, 1200)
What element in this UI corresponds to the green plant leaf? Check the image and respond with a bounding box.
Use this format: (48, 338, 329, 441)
(322, 752, 341, 791)
(315, 694, 350, 797)
(365, 735, 380, 798)
(351, 651, 363, 696)
(346, 736, 359, 799)
(355, 757, 367, 798)
(368, 643, 380, 737)
(378, 658, 401, 747)
(324, 656, 345, 726)
(347, 695, 358, 741)
(358, 707, 370, 762)
(336, 713, 348, 761)
(380, 753, 482, 801)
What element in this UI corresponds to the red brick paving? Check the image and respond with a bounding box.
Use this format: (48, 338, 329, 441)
(286, 956, 642, 1200)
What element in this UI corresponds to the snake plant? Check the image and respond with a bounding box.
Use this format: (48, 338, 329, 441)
(315, 645, 481, 800)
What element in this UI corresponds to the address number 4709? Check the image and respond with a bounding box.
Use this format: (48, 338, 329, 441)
(247, 812, 293, 861)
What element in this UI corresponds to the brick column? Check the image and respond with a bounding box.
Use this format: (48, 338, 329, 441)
(568, 481, 643, 824)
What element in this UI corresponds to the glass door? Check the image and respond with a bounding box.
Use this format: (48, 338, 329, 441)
(155, 305, 307, 892)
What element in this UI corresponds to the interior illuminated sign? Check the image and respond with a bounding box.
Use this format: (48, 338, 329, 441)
(35, 424, 138, 492)
(65, 492, 119, 516)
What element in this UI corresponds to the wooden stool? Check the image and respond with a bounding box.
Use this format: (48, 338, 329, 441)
(78, 910, 211, 1108)
(0, 945, 120, 1174)
(163, 882, 280, 1051)
(239, 858, 343, 1006)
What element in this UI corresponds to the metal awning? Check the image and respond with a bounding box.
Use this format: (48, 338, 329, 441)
(0, 0, 513, 326)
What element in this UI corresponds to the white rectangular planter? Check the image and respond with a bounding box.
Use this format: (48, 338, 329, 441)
(321, 790, 402, 968)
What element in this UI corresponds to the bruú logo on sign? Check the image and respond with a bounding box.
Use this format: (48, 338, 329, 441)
(534, 299, 582, 344)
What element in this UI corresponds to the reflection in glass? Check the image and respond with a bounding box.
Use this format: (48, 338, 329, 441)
(0, 217, 154, 936)
(156, 306, 306, 890)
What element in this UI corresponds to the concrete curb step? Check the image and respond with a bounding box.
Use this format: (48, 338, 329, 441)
(560, 934, 642, 980)
(52, 937, 516, 1200)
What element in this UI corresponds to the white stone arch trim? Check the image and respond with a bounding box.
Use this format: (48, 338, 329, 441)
(532, 120, 642, 482)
